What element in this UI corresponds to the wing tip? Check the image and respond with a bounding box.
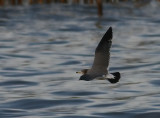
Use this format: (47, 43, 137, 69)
(108, 26, 112, 31)
(102, 26, 113, 40)
(107, 26, 112, 38)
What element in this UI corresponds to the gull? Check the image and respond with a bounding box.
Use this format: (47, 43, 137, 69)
(76, 27, 120, 83)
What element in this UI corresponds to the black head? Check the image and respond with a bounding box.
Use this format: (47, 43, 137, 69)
(79, 74, 91, 81)
(81, 69, 89, 74)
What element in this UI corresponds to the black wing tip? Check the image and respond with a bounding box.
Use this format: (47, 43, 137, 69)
(107, 72, 121, 84)
(108, 26, 112, 31)
(103, 26, 112, 40)
(99, 26, 113, 42)
(107, 26, 112, 37)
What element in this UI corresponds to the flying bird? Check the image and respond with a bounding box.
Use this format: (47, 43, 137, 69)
(76, 27, 120, 83)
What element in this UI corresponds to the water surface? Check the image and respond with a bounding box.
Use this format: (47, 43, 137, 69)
(0, 1, 160, 118)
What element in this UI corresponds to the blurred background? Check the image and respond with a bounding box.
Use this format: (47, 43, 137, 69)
(0, 0, 160, 118)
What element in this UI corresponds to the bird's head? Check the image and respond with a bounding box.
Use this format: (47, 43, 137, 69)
(79, 74, 91, 81)
(76, 69, 89, 74)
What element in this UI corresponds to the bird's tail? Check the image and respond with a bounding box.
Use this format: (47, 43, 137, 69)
(107, 72, 120, 84)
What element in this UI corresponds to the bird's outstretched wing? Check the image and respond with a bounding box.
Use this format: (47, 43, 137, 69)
(91, 27, 112, 71)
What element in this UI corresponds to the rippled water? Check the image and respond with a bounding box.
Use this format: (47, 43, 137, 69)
(0, 1, 160, 118)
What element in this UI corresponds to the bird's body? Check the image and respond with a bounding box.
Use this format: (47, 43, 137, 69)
(77, 27, 120, 83)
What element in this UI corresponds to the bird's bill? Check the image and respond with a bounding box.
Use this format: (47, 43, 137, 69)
(76, 71, 83, 74)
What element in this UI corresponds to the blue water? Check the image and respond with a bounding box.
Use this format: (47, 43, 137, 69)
(0, 1, 160, 118)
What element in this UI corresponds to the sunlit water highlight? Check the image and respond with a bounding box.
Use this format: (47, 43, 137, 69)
(0, 1, 160, 118)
